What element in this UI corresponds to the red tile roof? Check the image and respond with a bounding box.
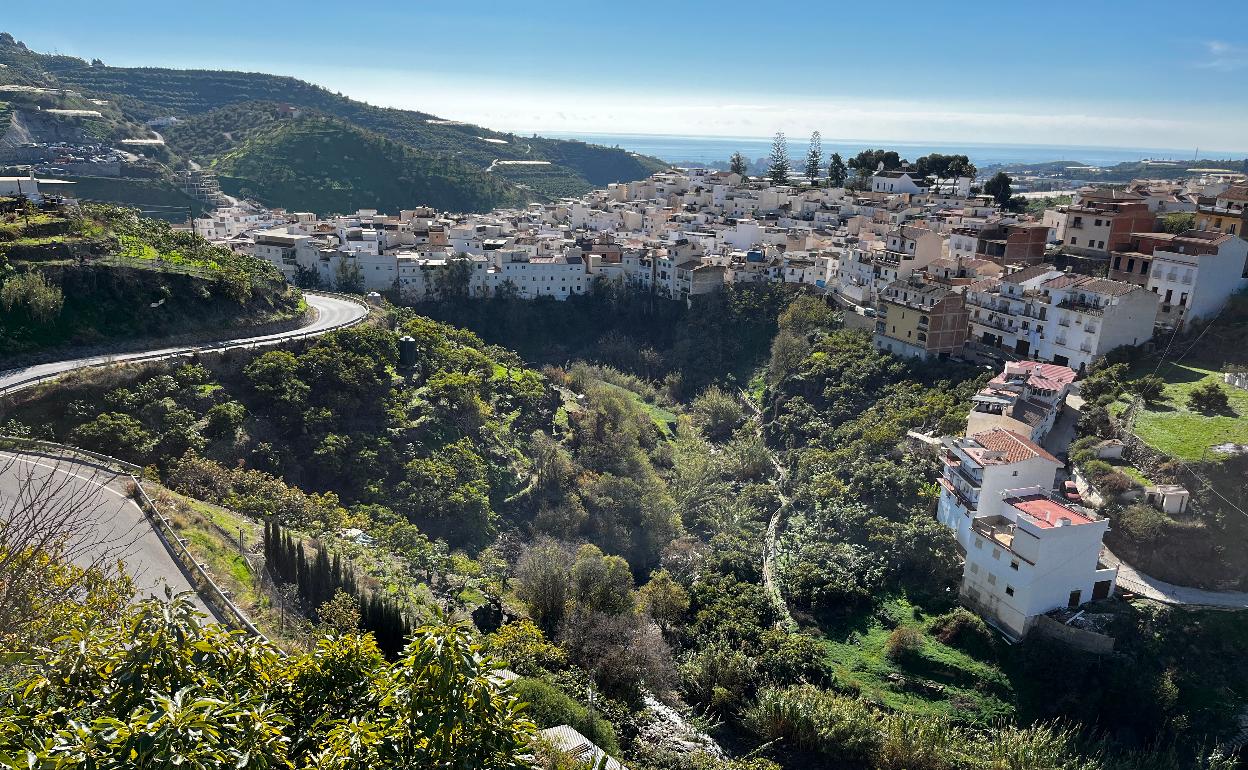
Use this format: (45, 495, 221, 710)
(969, 428, 1061, 465)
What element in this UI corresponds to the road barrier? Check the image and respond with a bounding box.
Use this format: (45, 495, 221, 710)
(0, 435, 266, 639)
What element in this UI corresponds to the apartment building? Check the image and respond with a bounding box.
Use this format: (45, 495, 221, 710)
(1110, 230, 1248, 328)
(1195, 185, 1247, 237)
(1053, 189, 1155, 258)
(966, 361, 1076, 443)
(936, 428, 1063, 547)
(962, 486, 1116, 638)
(949, 222, 1049, 265)
(873, 277, 969, 359)
(967, 268, 1158, 370)
(965, 264, 1063, 360)
(1035, 274, 1159, 370)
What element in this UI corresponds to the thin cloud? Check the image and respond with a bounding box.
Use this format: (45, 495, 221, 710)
(1197, 40, 1248, 71)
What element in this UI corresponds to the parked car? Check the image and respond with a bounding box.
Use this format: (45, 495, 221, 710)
(1062, 480, 1081, 503)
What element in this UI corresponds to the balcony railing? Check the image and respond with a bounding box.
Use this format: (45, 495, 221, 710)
(1057, 298, 1106, 316)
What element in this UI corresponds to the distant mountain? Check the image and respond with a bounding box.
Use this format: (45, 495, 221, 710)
(0, 33, 669, 212)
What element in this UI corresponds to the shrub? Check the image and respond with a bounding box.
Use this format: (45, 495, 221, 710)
(690, 385, 746, 442)
(928, 608, 995, 658)
(1116, 503, 1172, 544)
(1129, 375, 1166, 405)
(0, 269, 63, 323)
(511, 677, 620, 756)
(1187, 381, 1230, 414)
(1099, 470, 1137, 496)
(884, 625, 925, 662)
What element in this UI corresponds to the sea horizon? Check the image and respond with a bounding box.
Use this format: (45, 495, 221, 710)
(541, 131, 1248, 169)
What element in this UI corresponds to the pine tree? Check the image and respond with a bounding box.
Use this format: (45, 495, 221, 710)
(828, 152, 847, 187)
(729, 152, 748, 177)
(767, 131, 791, 186)
(804, 131, 822, 185)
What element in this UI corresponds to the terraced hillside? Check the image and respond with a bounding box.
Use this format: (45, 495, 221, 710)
(0, 33, 668, 208)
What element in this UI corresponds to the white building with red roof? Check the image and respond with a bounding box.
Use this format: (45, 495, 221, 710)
(966, 361, 1077, 442)
(936, 428, 1063, 547)
(962, 486, 1117, 638)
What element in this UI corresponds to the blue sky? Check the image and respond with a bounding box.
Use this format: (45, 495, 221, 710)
(7, 1, 1248, 152)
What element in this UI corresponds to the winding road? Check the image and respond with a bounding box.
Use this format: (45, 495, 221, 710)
(0, 292, 369, 396)
(0, 290, 367, 625)
(0, 451, 211, 615)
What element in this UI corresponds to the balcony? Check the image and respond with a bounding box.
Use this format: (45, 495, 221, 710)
(1057, 298, 1106, 316)
(972, 515, 1015, 549)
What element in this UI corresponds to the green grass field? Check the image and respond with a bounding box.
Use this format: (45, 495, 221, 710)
(1119, 363, 1248, 462)
(818, 596, 1016, 725)
(598, 381, 678, 436)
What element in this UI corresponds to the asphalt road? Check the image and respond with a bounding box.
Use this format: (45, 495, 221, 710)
(0, 451, 210, 614)
(0, 292, 369, 396)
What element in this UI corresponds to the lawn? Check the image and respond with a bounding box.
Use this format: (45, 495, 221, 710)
(1123, 363, 1248, 462)
(817, 596, 1016, 725)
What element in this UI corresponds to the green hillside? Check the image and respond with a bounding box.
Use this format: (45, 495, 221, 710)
(212, 116, 525, 214)
(0, 33, 668, 210)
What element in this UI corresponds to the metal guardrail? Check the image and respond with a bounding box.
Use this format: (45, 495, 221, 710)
(0, 435, 266, 639)
(0, 292, 370, 398)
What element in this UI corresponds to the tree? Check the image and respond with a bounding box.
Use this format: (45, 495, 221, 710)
(1162, 212, 1197, 234)
(767, 131, 791, 186)
(516, 539, 572, 634)
(569, 544, 635, 615)
(334, 257, 365, 293)
(0, 593, 536, 769)
(729, 151, 749, 177)
(984, 172, 1014, 208)
(1129, 375, 1167, 406)
(1188, 380, 1230, 413)
(318, 588, 362, 635)
(804, 131, 823, 185)
(827, 152, 847, 187)
(638, 569, 690, 632)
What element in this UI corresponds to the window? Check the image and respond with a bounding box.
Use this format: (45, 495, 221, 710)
(987, 573, 997, 585)
(1012, 470, 1018, 476)
(970, 562, 980, 574)
(992, 548, 1001, 560)
(1097, 241, 1105, 249)
(1164, 289, 1173, 304)
(1070, 237, 1078, 246)
(1005, 586, 1015, 597)
(974, 538, 983, 549)
(1010, 560, 1019, 571)
(1113, 256, 1121, 270)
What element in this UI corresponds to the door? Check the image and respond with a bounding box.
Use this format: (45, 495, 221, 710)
(1092, 580, 1111, 600)
(1067, 590, 1082, 608)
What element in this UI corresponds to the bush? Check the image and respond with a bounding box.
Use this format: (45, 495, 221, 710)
(690, 385, 746, 442)
(0, 270, 63, 323)
(884, 625, 924, 662)
(1188, 381, 1230, 414)
(1116, 503, 1172, 544)
(1098, 470, 1137, 496)
(928, 608, 995, 659)
(1129, 375, 1166, 405)
(511, 677, 620, 756)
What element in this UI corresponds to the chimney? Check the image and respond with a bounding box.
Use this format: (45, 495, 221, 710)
(1057, 517, 1071, 527)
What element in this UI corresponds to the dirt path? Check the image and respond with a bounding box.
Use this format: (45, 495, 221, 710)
(740, 390, 797, 631)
